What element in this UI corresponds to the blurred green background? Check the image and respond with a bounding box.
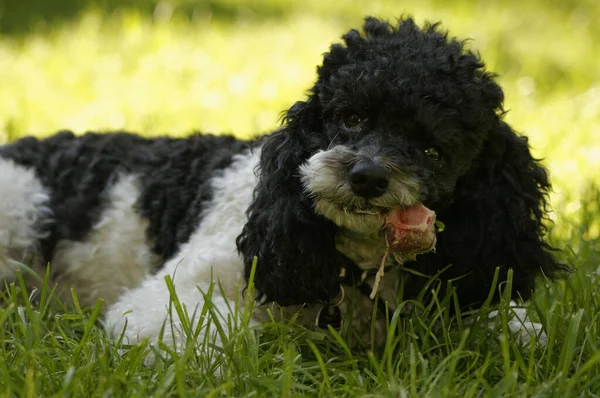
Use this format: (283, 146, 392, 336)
(0, 0, 599, 244)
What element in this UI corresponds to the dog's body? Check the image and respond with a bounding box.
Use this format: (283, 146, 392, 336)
(0, 132, 252, 306)
(0, 18, 561, 350)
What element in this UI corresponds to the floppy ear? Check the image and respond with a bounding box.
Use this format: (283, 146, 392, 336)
(236, 97, 349, 306)
(415, 120, 563, 305)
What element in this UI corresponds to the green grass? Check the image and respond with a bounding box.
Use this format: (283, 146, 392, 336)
(1, 0, 600, 395)
(2, 245, 600, 396)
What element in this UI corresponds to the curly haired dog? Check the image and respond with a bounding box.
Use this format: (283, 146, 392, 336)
(0, 17, 560, 351)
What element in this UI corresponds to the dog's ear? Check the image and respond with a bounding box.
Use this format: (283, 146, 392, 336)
(426, 120, 563, 304)
(236, 97, 347, 306)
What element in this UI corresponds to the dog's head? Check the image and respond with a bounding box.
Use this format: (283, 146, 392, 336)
(295, 17, 503, 234)
(237, 17, 559, 307)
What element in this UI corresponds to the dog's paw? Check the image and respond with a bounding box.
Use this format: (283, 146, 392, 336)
(487, 301, 547, 346)
(104, 277, 177, 346)
(104, 274, 250, 375)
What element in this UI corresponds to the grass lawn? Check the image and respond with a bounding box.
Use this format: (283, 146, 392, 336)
(1, 0, 600, 395)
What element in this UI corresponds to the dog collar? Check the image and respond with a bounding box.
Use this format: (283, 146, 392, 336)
(315, 285, 345, 329)
(340, 262, 394, 296)
(315, 264, 393, 329)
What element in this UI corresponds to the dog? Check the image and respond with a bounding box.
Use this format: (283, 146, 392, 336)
(0, 17, 561, 354)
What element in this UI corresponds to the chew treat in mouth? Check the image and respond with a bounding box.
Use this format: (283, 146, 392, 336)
(369, 204, 438, 299)
(384, 204, 437, 258)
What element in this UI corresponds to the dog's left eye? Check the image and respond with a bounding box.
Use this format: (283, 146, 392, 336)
(424, 148, 441, 161)
(344, 114, 363, 129)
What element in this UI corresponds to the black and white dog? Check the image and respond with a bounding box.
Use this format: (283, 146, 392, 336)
(0, 17, 560, 351)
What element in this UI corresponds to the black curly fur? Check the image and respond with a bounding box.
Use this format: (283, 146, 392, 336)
(237, 17, 562, 308)
(236, 101, 352, 306)
(0, 131, 251, 263)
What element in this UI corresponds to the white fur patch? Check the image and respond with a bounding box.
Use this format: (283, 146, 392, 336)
(105, 148, 260, 353)
(335, 230, 388, 270)
(0, 158, 51, 282)
(51, 175, 161, 307)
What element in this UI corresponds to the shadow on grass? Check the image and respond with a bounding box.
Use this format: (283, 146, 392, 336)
(1, 0, 597, 37)
(0, 0, 290, 35)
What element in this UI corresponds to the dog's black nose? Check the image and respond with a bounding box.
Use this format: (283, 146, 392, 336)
(348, 162, 389, 198)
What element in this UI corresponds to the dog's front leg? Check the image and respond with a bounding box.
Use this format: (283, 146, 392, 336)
(104, 254, 253, 366)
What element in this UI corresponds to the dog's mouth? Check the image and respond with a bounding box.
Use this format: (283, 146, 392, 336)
(335, 203, 388, 216)
(330, 200, 438, 256)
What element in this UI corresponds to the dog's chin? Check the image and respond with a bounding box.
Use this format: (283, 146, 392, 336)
(314, 199, 386, 234)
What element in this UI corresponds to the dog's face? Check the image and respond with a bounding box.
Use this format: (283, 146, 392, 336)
(298, 18, 503, 234)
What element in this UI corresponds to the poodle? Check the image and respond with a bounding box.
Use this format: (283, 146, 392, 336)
(0, 17, 561, 353)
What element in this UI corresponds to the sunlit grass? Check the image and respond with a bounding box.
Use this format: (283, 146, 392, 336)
(1, 0, 598, 219)
(3, 256, 600, 396)
(1, 0, 600, 395)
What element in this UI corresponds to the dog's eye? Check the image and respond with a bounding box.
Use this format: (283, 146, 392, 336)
(424, 148, 441, 161)
(344, 114, 363, 129)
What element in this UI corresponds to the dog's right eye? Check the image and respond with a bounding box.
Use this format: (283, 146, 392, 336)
(424, 147, 441, 161)
(344, 114, 363, 129)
